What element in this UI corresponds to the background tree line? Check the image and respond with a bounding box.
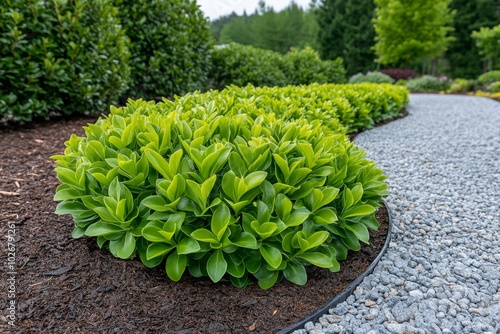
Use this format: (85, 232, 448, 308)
(210, 0, 500, 78)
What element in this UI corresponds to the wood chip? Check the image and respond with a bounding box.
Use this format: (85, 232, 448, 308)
(15, 181, 20, 188)
(0, 190, 20, 196)
(34, 139, 44, 143)
(248, 322, 256, 331)
(28, 278, 52, 287)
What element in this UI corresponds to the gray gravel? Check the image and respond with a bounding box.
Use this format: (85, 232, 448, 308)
(290, 94, 500, 334)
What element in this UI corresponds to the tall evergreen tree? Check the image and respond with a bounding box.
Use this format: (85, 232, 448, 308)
(317, 0, 377, 75)
(219, 13, 256, 46)
(446, 0, 500, 78)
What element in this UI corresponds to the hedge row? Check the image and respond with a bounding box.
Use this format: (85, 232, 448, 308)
(1, 1, 346, 124)
(53, 83, 409, 288)
(0, 0, 212, 124)
(160, 83, 409, 134)
(210, 44, 345, 90)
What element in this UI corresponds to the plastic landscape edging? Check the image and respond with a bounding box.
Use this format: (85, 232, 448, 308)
(276, 200, 393, 334)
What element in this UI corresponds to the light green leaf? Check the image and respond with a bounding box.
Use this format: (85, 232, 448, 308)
(296, 252, 333, 268)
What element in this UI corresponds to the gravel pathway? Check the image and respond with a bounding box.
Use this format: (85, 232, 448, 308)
(291, 94, 500, 334)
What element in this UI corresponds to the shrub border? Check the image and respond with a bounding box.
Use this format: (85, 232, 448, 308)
(277, 200, 393, 334)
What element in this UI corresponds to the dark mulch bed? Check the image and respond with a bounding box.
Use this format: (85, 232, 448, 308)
(0, 114, 391, 334)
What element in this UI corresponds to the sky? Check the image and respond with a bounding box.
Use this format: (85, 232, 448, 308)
(197, 0, 312, 21)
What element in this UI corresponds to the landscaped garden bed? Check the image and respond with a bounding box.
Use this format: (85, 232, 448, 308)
(1, 83, 406, 332)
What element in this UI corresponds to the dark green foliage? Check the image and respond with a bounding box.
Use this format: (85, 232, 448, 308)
(284, 47, 346, 85)
(219, 14, 256, 46)
(53, 83, 408, 288)
(115, 0, 213, 100)
(209, 44, 290, 89)
(210, 12, 238, 41)
(317, 0, 377, 76)
(446, 0, 500, 79)
(211, 1, 319, 54)
(0, 0, 130, 123)
(209, 44, 346, 90)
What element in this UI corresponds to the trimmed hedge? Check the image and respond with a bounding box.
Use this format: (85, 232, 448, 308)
(209, 43, 346, 90)
(170, 83, 409, 133)
(116, 0, 213, 100)
(210, 44, 291, 90)
(0, 0, 130, 123)
(53, 83, 408, 288)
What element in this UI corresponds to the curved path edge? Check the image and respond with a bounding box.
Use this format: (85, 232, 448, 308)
(277, 200, 394, 334)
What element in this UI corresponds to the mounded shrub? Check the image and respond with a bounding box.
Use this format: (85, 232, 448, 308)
(448, 78, 473, 93)
(477, 70, 500, 87)
(284, 46, 346, 85)
(348, 72, 395, 84)
(209, 44, 346, 90)
(0, 0, 130, 124)
(486, 81, 500, 93)
(116, 0, 213, 99)
(380, 68, 416, 81)
(53, 83, 408, 288)
(405, 75, 451, 92)
(209, 44, 291, 90)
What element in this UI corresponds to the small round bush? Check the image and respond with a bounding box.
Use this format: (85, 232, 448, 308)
(405, 75, 451, 92)
(284, 46, 346, 85)
(209, 43, 290, 90)
(348, 72, 395, 84)
(487, 81, 500, 93)
(477, 71, 500, 87)
(0, 0, 131, 123)
(53, 97, 389, 289)
(116, 0, 213, 99)
(449, 78, 473, 93)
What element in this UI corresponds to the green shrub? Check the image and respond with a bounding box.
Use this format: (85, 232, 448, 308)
(116, 0, 213, 99)
(172, 83, 409, 133)
(209, 44, 346, 90)
(348, 72, 395, 84)
(405, 75, 451, 92)
(284, 47, 346, 85)
(209, 44, 290, 90)
(53, 83, 408, 288)
(395, 79, 407, 86)
(0, 0, 130, 124)
(448, 78, 473, 93)
(487, 81, 500, 93)
(477, 70, 500, 86)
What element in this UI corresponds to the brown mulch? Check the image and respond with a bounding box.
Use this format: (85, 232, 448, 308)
(0, 114, 390, 334)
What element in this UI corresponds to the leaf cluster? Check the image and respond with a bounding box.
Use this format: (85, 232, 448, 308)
(52, 83, 408, 288)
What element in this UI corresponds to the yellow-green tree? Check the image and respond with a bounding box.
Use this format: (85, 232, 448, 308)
(472, 24, 500, 71)
(373, 0, 455, 69)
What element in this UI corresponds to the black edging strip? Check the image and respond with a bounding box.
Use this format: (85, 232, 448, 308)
(276, 200, 393, 334)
